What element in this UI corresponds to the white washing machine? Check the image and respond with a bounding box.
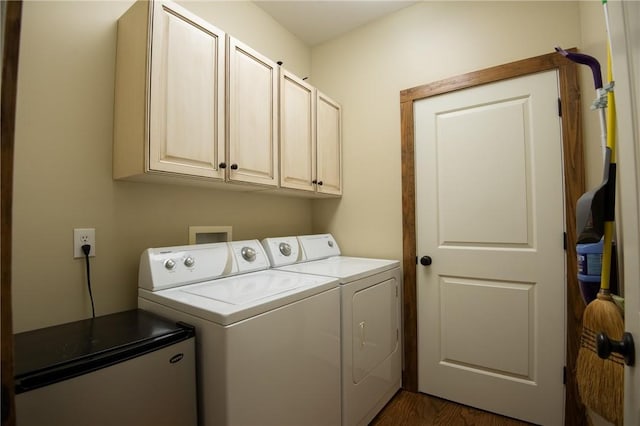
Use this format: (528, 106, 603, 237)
(262, 234, 402, 426)
(138, 239, 341, 426)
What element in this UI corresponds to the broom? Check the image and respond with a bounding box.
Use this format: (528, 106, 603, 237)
(575, 41, 625, 425)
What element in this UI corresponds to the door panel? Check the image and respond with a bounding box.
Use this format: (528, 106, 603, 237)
(437, 98, 531, 246)
(415, 70, 565, 425)
(352, 278, 398, 383)
(440, 278, 533, 378)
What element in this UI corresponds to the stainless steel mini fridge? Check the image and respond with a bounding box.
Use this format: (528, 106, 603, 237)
(14, 309, 197, 426)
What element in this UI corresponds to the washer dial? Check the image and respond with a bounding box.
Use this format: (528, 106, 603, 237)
(241, 246, 256, 262)
(279, 242, 292, 257)
(164, 259, 176, 270)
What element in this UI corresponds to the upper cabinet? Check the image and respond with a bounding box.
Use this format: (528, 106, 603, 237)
(228, 38, 279, 187)
(316, 92, 342, 196)
(279, 69, 316, 192)
(113, 0, 341, 197)
(114, 0, 226, 182)
(279, 71, 343, 197)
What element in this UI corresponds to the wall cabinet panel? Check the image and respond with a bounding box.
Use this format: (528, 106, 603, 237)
(114, 0, 340, 197)
(228, 37, 279, 187)
(114, 0, 226, 182)
(280, 69, 316, 192)
(279, 71, 342, 197)
(316, 91, 342, 196)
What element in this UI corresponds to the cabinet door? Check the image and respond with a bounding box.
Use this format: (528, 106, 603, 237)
(228, 37, 279, 187)
(148, 1, 225, 179)
(280, 69, 316, 192)
(316, 92, 342, 196)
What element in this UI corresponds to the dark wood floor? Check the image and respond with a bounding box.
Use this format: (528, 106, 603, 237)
(370, 390, 535, 426)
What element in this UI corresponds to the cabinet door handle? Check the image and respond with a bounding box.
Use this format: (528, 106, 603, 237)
(317, 181, 323, 186)
(312, 180, 317, 184)
(230, 164, 238, 170)
(219, 162, 227, 169)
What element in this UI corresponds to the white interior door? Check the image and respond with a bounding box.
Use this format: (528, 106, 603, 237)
(609, 1, 640, 424)
(414, 70, 566, 425)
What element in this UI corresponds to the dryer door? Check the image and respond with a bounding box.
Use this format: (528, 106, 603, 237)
(352, 277, 399, 383)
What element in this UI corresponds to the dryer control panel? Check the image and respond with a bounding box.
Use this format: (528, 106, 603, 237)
(297, 234, 341, 261)
(261, 236, 303, 267)
(230, 240, 270, 272)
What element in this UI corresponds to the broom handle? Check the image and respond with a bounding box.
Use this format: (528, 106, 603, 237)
(600, 47, 616, 292)
(601, 223, 614, 292)
(606, 50, 616, 161)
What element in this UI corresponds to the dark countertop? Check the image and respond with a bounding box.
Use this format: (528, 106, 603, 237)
(14, 309, 194, 393)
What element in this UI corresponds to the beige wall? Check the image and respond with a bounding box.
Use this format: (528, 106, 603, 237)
(310, 1, 606, 262)
(12, 1, 312, 332)
(12, 1, 611, 335)
(179, 1, 310, 78)
(578, 1, 609, 190)
(308, 3, 612, 424)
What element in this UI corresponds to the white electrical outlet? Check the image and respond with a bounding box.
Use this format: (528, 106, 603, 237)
(74, 228, 96, 258)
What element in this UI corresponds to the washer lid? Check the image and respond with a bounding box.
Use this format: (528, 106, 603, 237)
(277, 256, 400, 283)
(139, 270, 339, 326)
(182, 272, 302, 305)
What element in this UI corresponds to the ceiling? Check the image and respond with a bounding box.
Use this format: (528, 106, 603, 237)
(254, 1, 418, 47)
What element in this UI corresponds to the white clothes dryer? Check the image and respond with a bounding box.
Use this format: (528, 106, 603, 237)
(138, 239, 341, 426)
(262, 234, 402, 426)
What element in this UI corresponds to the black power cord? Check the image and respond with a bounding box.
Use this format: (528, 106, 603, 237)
(82, 244, 96, 318)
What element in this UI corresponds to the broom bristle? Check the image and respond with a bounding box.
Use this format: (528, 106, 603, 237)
(583, 293, 624, 338)
(577, 293, 625, 425)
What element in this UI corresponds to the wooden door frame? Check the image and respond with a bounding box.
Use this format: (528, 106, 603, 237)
(2, 1, 23, 425)
(400, 50, 587, 424)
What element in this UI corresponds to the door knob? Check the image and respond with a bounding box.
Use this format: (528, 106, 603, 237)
(420, 256, 432, 266)
(596, 331, 635, 366)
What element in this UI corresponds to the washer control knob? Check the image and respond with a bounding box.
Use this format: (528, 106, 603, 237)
(328, 240, 334, 248)
(279, 242, 292, 256)
(241, 246, 256, 262)
(164, 259, 176, 270)
(184, 257, 195, 268)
